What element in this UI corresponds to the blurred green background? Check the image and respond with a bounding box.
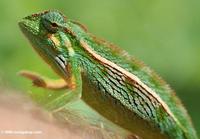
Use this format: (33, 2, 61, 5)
(0, 0, 199, 137)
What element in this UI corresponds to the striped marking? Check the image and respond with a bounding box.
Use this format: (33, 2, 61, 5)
(67, 44, 75, 57)
(49, 34, 60, 46)
(80, 39, 179, 124)
(50, 33, 75, 56)
(61, 33, 75, 56)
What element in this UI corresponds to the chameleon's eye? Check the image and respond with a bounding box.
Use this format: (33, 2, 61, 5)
(48, 22, 59, 33)
(51, 22, 58, 28)
(42, 19, 59, 33)
(41, 11, 66, 33)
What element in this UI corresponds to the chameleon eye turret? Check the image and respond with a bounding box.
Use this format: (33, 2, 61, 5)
(41, 11, 66, 33)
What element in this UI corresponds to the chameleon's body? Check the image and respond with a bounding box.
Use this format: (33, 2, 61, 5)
(19, 10, 198, 139)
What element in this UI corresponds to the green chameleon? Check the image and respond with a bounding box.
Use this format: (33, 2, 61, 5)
(18, 10, 198, 139)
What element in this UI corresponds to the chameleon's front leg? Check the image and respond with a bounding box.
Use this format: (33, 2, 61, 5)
(19, 63, 82, 112)
(19, 70, 69, 90)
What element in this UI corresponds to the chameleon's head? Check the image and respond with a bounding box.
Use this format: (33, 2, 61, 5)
(19, 10, 72, 78)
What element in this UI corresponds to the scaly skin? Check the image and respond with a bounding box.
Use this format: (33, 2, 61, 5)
(18, 10, 198, 139)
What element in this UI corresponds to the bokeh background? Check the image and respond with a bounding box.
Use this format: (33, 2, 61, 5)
(0, 0, 199, 137)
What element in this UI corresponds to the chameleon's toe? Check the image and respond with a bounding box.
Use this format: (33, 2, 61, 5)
(32, 78, 46, 88)
(18, 70, 47, 88)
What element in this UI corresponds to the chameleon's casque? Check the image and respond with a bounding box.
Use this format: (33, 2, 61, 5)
(19, 10, 198, 139)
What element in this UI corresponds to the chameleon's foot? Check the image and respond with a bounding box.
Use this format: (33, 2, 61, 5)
(19, 70, 46, 87)
(19, 70, 68, 90)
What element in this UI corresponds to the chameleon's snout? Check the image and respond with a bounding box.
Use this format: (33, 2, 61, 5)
(18, 17, 40, 36)
(18, 19, 26, 31)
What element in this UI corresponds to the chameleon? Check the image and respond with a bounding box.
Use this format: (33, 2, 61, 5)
(18, 10, 198, 139)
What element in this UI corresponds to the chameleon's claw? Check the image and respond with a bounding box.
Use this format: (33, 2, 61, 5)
(18, 70, 47, 88)
(32, 77, 46, 88)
